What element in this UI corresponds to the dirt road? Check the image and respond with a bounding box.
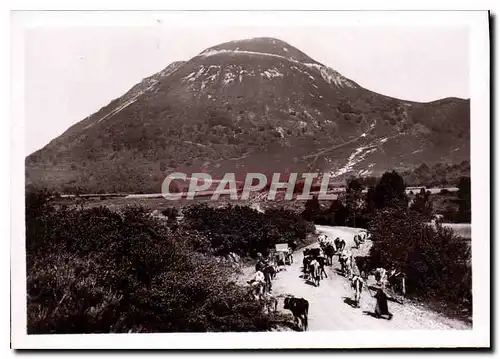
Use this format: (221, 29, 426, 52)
(241, 225, 471, 330)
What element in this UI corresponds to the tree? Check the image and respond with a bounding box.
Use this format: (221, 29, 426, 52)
(410, 188, 433, 219)
(334, 203, 349, 226)
(302, 194, 320, 221)
(365, 186, 376, 214)
(374, 171, 408, 209)
(346, 178, 362, 227)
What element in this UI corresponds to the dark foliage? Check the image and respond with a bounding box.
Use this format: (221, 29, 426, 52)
(183, 203, 315, 258)
(302, 194, 320, 221)
(368, 206, 471, 311)
(346, 179, 363, 227)
(374, 171, 408, 209)
(410, 188, 433, 219)
(26, 193, 279, 334)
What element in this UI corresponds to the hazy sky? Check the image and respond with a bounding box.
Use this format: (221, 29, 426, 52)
(24, 26, 469, 154)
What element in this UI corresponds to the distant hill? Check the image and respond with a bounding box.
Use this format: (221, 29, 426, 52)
(26, 37, 470, 193)
(401, 161, 470, 187)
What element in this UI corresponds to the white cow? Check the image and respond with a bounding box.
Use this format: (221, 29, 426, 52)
(339, 250, 353, 278)
(351, 275, 364, 308)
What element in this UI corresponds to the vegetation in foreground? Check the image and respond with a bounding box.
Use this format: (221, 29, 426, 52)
(369, 206, 472, 314)
(26, 190, 312, 333)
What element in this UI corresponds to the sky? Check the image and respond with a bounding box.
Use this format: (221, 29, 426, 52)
(24, 25, 469, 154)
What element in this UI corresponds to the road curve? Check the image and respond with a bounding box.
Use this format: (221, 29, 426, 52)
(243, 225, 471, 330)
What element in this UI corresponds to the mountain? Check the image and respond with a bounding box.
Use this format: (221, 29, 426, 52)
(26, 37, 470, 193)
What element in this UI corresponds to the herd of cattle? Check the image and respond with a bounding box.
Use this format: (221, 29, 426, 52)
(246, 232, 407, 331)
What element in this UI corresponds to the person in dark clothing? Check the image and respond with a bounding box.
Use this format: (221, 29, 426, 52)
(373, 287, 393, 320)
(255, 253, 266, 272)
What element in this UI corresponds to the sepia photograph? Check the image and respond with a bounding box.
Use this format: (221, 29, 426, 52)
(10, 9, 490, 349)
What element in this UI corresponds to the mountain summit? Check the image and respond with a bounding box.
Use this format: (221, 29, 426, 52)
(26, 37, 470, 193)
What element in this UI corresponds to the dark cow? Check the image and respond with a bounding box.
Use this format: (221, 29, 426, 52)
(316, 255, 328, 279)
(255, 258, 267, 273)
(261, 264, 275, 291)
(323, 244, 336, 266)
(309, 248, 321, 258)
(283, 296, 309, 331)
(303, 255, 313, 274)
(355, 256, 373, 279)
(339, 250, 353, 278)
(334, 237, 346, 253)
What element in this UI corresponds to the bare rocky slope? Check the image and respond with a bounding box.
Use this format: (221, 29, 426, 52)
(26, 37, 470, 193)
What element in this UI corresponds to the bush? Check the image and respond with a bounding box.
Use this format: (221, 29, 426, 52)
(26, 201, 277, 334)
(183, 204, 315, 257)
(374, 171, 408, 209)
(368, 206, 471, 311)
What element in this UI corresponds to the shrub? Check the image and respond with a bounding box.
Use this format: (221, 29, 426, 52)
(26, 202, 277, 334)
(183, 204, 315, 257)
(368, 206, 471, 311)
(374, 171, 408, 209)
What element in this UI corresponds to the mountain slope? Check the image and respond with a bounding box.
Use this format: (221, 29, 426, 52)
(26, 37, 470, 193)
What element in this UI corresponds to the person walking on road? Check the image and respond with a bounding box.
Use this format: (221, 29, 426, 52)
(372, 286, 393, 320)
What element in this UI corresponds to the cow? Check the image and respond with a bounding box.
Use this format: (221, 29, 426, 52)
(309, 248, 321, 258)
(323, 243, 336, 266)
(283, 296, 309, 331)
(303, 255, 313, 274)
(334, 237, 346, 253)
(308, 259, 321, 286)
(351, 275, 364, 308)
(262, 264, 275, 291)
(355, 255, 373, 279)
(316, 255, 328, 279)
(339, 250, 353, 278)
